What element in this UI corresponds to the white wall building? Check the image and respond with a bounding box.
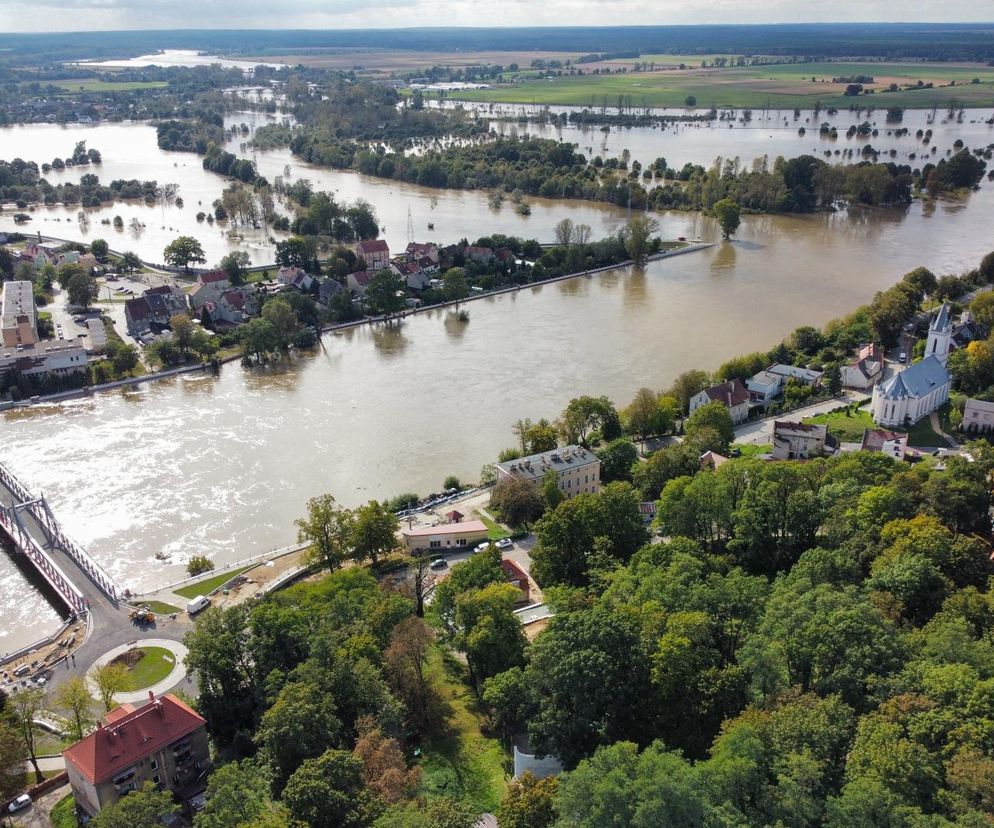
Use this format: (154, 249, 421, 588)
(496, 445, 600, 498)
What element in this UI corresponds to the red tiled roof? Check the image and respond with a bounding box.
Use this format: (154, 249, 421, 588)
(703, 379, 750, 408)
(199, 270, 228, 284)
(357, 239, 389, 254)
(63, 693, 205, 785)
(500, 559, 529, 583)
(221, 290, 245, 310)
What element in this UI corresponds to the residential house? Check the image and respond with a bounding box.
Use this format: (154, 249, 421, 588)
(871, 303, 952, 427)
(391, 261, 431, 291)
(952, 310, 981, 350)
(962, 398, 994, 435)
(861, 428, 909, 460)
(202, 289, 248, 327)
(1, 281, 38, 347)
(124, 287, 187, 338)
(767, 363, 824, 387)
(689, 378, 751, 424)
(354, 239, 390, 271)
(495, 247, 515, 266)
(318, 278, 344, 305)
(405, 242, 439, 264)
(699, 450, 730, 470)
(188, 271, 230, 310)
(464, 245, 495, 265)
(62, 692, 210, 820)
(495, 445, 601, 499)
(500, 559, 531, 605)
(771, 421, 827, 460)
(400, 520, 489, 555)
(746, 370, 783, 404)
(347, 270, 374, 296)
(842, 343, 884, 390)
(417, 256, 440, 275)
(277, 266, 316, 292)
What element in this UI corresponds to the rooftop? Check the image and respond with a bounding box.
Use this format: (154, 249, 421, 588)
(876, 355, 950, 401)
(702, 378, 751, 408)
(1, 280, 35, 328)
(861, 428, 909, 451)
(62, 693, 206, 785)
(402, 519, 488, 538)
(357, 239, 389, 253)
(496, 445, 599, 483)
(773, 420, 827, 435)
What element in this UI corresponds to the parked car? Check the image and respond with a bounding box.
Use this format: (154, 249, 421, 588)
(496, 538, 513, 550)
(899, 351, 907, 362)
(7, 794, 31, 813)
(430, 558, 447, 570)
(474, 542, 491, 553)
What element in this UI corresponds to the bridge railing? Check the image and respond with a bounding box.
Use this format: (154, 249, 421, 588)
(0, 504, 87, 614)
(0, 462, 119, 603)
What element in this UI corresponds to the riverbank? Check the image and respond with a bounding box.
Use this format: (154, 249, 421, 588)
(3, 241, 712, 410)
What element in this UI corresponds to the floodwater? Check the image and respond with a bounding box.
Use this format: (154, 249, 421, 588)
(68, 49, 286, 71)
(1, 106, 994, 651)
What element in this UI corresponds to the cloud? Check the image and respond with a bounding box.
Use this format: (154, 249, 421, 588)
(0, 0, 991, 31)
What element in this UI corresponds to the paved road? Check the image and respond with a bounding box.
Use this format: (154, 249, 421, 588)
(9, 782, 70, 828)
(733, 391, 866, 446)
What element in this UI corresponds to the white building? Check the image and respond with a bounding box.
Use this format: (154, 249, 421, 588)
(690, 379, 751, 424)
(962, 398, 994, 435)
(842, 343, 884, 390)
(861, 428, 909, 460)
(771, 421, 827, 460)
(1, 281, 38, 347)
(0, 339, 88, 379)
(496, 445, 600, 499)
(870, 304, 952, 428)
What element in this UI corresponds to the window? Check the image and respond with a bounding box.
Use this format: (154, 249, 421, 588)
(152, 775, 160, 785)
(429, 540, 441, 549)
(150, 760, 157, 770)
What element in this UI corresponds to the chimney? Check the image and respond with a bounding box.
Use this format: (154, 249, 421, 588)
(148, 690, 155, 703)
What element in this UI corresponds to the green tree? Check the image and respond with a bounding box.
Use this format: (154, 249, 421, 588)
(89, 238, 109, 259)
(111, 343, 139, 376)
(442, 267, 469, 301)
(296, 494, 355, 572)
(455, 582, 527, 688)
(262, 297, 299, 352)
(257, 680, 342, 793)
(667, 369, 712, 413)
(366, 270, 405, 315)
(621, 214, 660, 267)
(275, 237, 312, 269)
(218, 251, 251, 286)
(684, 401, 735, 452)
(491, 478, 545, 528)
(92, 781, 179, 828)
(170, 313, 195, 357)
(712, 198, 741, 239)
(431, 546, 504, 632)
(6, 688, 44, 783)
(120, 251, 143, 273)
(67, 271, 98, 308)
(0, 718, 27, 803)
(526, 420, 559, 453)
(282, 748, 380, 828)
(596, 438, 638, 483)
(195, 760, 288, 828)
(541, 469, 565, 512)
(54, 675, 94, 742)
(93, 662, 129, 713)
(163, 235, 207, 271)
(240, 318, 278, 363)
(351, 500, 399, 566)
(498, 771, 558, 828)
(186, 555, 214, 577)
(558, 396, 622, 445)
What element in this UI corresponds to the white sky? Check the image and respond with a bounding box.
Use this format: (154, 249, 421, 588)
(1, 0, 993, 33)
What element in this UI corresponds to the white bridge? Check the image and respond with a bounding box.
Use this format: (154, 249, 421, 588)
(0, 461, 119, 614)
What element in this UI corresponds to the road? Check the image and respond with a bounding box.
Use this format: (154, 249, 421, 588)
(8, 782, 70, 828)
(733, 391, 867, 446)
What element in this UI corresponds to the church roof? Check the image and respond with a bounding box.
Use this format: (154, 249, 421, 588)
(876, 356, 949, 401)
(932, 302, 951, 332)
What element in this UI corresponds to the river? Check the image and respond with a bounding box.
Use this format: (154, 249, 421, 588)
(1, 107, 993, 653)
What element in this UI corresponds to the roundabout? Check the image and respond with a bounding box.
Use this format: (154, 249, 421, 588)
(85, 637, 189, 704)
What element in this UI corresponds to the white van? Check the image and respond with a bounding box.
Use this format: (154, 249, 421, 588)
(186, 595, 211, 615)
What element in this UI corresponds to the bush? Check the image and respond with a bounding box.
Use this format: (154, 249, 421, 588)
(187, 555, 215, 577)
(443, 475, 461, 490)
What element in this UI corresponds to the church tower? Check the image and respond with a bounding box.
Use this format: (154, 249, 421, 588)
(926, 302, 952, 366)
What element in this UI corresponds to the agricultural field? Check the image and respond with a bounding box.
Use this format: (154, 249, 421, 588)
(46, 78, 168, 92)
(452, 60, 994, 109)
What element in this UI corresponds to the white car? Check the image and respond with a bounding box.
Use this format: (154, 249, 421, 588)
(473, 542, 491, 553)
(899, 351, 907, 362)
(496, 538, 513, 550)
(7, 794, 31, 813)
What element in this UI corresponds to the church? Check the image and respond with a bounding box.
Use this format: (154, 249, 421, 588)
(870, 303, 953, 428)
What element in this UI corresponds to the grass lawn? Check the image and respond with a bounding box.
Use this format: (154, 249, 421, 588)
(114, 646, 176, 691)
(49, 79, 168, 93)
(455, 59, 994, 109)
(417, 648, 507, 813)
(477, 511, 511, 541)
(174, 566, 252, 600)
(905, 416, 952, 449)
(143, 600, 181, 614)
(730, 442, 769, 458)
(34, 728, 73, 756)
(802, 407, 876, 442)
(50, 793, 77, 828)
